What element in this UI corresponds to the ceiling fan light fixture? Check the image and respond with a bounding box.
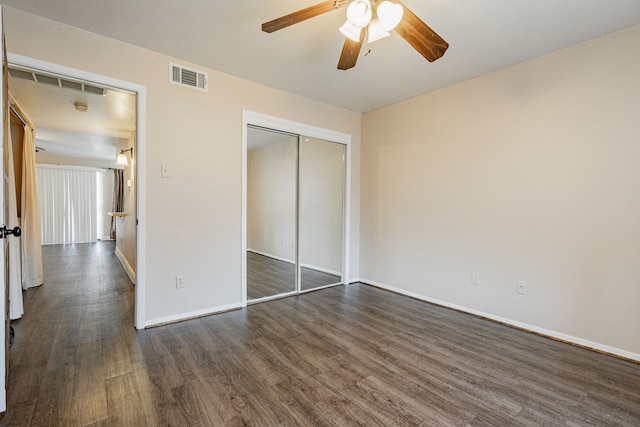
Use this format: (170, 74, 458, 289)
(377, 1, 403, 31)
(339, 20, 362, 42)
(261, 0, 449, 71)
(346, 0, 372, 28)
(367, 19, 390, 43)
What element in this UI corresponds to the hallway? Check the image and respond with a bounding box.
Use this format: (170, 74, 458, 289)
(2, 241, 135, 425)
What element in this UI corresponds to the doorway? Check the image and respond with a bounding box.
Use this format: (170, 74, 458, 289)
(242, 111, 351, 306)
(6, 53, 147, 328)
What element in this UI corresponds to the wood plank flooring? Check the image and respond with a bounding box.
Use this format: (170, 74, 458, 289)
(1, 241, 639, 425)
(247, 252, 341, 300)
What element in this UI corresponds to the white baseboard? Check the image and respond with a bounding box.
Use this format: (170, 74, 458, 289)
(248, 249, 341, 276)
(247, 249, 294, 265)
(145, 302, 242, 328)
(300, 263, 341, 277)
(360, 278, 640, 363)
(115, 246, 136, 285)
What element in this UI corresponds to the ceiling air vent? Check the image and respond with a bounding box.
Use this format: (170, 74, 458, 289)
(8, 66, 107, 96)
(169, 62, 208, 92)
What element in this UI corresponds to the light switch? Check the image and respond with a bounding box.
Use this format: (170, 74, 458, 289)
(161, 163, 171, 178)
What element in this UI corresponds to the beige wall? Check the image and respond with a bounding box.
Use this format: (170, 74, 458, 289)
(247, 138, 298, 262)
(115, 132, 136, 281)
(299, 137, 345, 274)
(361, 24, 640, 358)
(4, 7, 361, 324)
(248, 137, 345, 274)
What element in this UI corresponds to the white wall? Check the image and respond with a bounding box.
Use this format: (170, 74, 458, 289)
(247, 137, 345, 274)
(36, 152, 119, 169)
(361, 24, 640, 359)
(299, 137, 345, 274)
(4, 7, 361, 325)
(247, 138, 297, 262)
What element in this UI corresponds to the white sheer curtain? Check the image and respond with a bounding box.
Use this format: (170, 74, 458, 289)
(21, 124, 43, 289)
(5, 122, 23, 319)
(36, 165, 98, 245)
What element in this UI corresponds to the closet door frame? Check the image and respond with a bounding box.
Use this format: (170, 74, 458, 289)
(241, 111, 351, 308)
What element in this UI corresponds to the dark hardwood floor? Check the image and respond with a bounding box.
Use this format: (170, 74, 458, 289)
(247, 252, 341, 300)
(247, 252, 296, 299)
(1, 242, 639, 425)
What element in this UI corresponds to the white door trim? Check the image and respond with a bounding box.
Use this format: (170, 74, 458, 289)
(1, 7, 8, 411)
(241, 110, 352, 307)
(7, 53, 148, 329)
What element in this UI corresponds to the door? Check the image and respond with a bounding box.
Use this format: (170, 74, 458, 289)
(0, 6, 8, 412)
(245, 124, 347, 303)
(298, 136, 345, 292)
(246, 126, 298, 301)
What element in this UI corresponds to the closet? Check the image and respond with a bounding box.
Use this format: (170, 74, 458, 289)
(246, 125, 346, 302)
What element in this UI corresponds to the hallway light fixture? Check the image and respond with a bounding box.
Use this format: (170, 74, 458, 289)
(117, 147, 133, 166)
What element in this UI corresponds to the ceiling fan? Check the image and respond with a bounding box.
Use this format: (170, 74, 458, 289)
(262, 0, 449, 70)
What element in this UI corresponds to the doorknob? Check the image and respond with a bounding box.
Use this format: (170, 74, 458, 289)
(0, 226, 21, 238)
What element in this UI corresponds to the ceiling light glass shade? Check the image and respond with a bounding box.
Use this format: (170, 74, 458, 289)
(116, 151, 129, 166)
(377, 1, 403, 31)
(346, 0, 372, 28)
(339, 20, 362, 42)
(367, 19, 390, 43)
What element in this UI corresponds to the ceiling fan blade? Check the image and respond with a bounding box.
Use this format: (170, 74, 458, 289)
(337, 37, 364, 70)
(394, 2, 449, 62)
(262, 1, 347, 33)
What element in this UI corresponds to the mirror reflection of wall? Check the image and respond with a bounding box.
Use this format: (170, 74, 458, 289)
(247, 128, 297, 300)
(299, 137, 345, 291)
(246, 126, 346, 303)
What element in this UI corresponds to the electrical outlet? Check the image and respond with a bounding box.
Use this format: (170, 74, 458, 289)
(176, 275, 185, 289)
(516, 280, 527, 295)
(471, 272, 480, 285)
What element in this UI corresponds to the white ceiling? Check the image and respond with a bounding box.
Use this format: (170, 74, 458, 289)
(8, 67, 136, 161)
(4, 0, 640, 160)
(3, 0, 640, 115)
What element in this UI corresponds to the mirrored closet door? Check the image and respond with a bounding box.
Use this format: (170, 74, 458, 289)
(246, 127, 346, 303)
(299, 136, 345, 292)
(246, 127, 298, 300)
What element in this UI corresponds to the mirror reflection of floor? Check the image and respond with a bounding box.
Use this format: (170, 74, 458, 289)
(247, 252, 341, 300)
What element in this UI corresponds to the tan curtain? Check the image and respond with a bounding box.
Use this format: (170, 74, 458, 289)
(5, 121, 23, 319)
(21, 124, 43, 289)
(110, 169, 124, 239)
